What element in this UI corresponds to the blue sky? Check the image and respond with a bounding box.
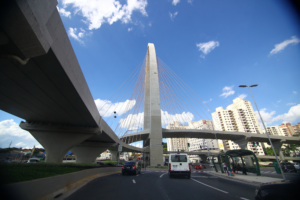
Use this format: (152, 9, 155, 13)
(1, 0, 300, 149)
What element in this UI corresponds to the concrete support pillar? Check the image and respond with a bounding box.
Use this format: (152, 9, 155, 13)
(272, 140, 285, 161)
(200, 155, 207, 162)
(71, 146, 107, 163)
(20, 122, 95, 163)
(110, 151, 118, 161)
(233, 137, 249, 150)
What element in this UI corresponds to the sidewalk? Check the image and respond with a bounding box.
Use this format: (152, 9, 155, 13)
(206, 171, 283, 186)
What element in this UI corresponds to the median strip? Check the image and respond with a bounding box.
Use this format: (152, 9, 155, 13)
(191, 178, 228, 194)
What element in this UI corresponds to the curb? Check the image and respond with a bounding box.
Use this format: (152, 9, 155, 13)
(205, 171, 262, 186)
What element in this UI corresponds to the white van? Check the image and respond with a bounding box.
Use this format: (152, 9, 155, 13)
(168, 153, 191, 178)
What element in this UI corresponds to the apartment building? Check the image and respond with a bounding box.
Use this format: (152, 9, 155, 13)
(262, 126, 287, 136)
(166, 120, 218, 151)
(187, 120, 219, 151)
(166, 122, 189, 152)
(279, 122, 300, 136)
(166, 120, 219, 162)
(212, 97, 265, 155)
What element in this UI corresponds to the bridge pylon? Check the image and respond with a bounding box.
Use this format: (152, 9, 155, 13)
(143, 43, 164, 166)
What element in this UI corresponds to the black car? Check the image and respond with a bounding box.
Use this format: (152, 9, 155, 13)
(122, 161, 141, 175)
(255, 179, 300, 200)
(280, 162, 297, 173)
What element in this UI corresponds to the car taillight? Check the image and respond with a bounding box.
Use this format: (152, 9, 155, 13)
(122, 166, 124, 169)
(169, 163, 171, 169)
(133, 166, 136, 169)
(189, 163, 191, 170)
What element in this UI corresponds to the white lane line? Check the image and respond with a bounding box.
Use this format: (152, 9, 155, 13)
(160, 173, 168, 178)
(132, 179, 136, 184)
(191, 178, 228, 194)
(240, 198, 249, 200)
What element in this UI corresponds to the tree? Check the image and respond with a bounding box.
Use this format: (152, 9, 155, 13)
(282, 144, 300, 157)
(180, 150, 185, 152)
(263, 147, 278, 156)
(162, 142, 167, 151)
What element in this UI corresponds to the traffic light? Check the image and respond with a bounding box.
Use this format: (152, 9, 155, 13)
(256, 142, 259, 146)
(187, 143, 190, 147)
(252, 142, 255, 147)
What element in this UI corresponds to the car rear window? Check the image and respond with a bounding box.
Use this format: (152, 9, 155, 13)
(171, 155, 187, 162)
(125, 162, 135, 165)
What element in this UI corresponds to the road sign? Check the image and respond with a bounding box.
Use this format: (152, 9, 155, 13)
(118, 145, 122, 152)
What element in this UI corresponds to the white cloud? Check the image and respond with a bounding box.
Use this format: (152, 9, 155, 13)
(286, 102, 296, 106)
(95, 99, 136, 117)
(119, 112, 144, 130)
(57, 6, 71, 18)
(172, 0, 180, 6)
(203, 98, 213, 103)
(293, 91, 297, 94)
(270, 36, 300, 55)
(273, 104, 300, 123)
(220, 86, 235, 98)
(148, 22, 152, 27)
(277, 100, 281, 103)
(161, 110, 194, 126)
(0, 120, 42, 148)
(196, 40, 220, 58)
(238, 94, 247, 99)
(128, 27, 133, 32)
(68, 27, 85, 43)
(61, 0, 148, 30)
(117, 110, 195, 130)
(187, 0, 193, 4)
(132, 142, 142, 147)
(255, 108, 276, 127)
(169, 11, 178, 20)
(255, 105, 300, 127)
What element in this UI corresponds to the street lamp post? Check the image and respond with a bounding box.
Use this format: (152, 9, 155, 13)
(239, 84, 285, 180)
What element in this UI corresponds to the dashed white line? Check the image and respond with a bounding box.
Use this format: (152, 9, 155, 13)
(240, 198, 249, 200)
(160, 173, 168, 178)
(191, 178, 228, 194)
(132, 179, 136, 184)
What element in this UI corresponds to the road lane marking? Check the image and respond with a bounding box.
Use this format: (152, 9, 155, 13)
(160, 173, 168, 178)
(240, 198, 249, 200)
(132, 179, 136, 184)
(191, 178, 228, 194)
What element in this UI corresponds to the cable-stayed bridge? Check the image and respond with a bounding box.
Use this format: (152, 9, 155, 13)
(0, 1, 299, 165)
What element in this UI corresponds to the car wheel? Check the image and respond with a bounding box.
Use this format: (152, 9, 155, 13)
(188, 174, 191, 179)
(169, 173, 172, 178)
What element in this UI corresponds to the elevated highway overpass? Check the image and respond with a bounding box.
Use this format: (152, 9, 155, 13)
(0, 0, 143, 163)
(122, 128, 300, 161)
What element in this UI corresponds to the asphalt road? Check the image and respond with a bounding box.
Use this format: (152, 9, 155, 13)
(65, 170, 257, 200)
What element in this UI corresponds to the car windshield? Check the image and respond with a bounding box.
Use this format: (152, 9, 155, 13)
(125, 162, 135, 165)
(171, 155, 187, 162)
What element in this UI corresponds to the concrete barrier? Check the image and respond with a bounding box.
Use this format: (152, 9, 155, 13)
(1, 167, 121, 200)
